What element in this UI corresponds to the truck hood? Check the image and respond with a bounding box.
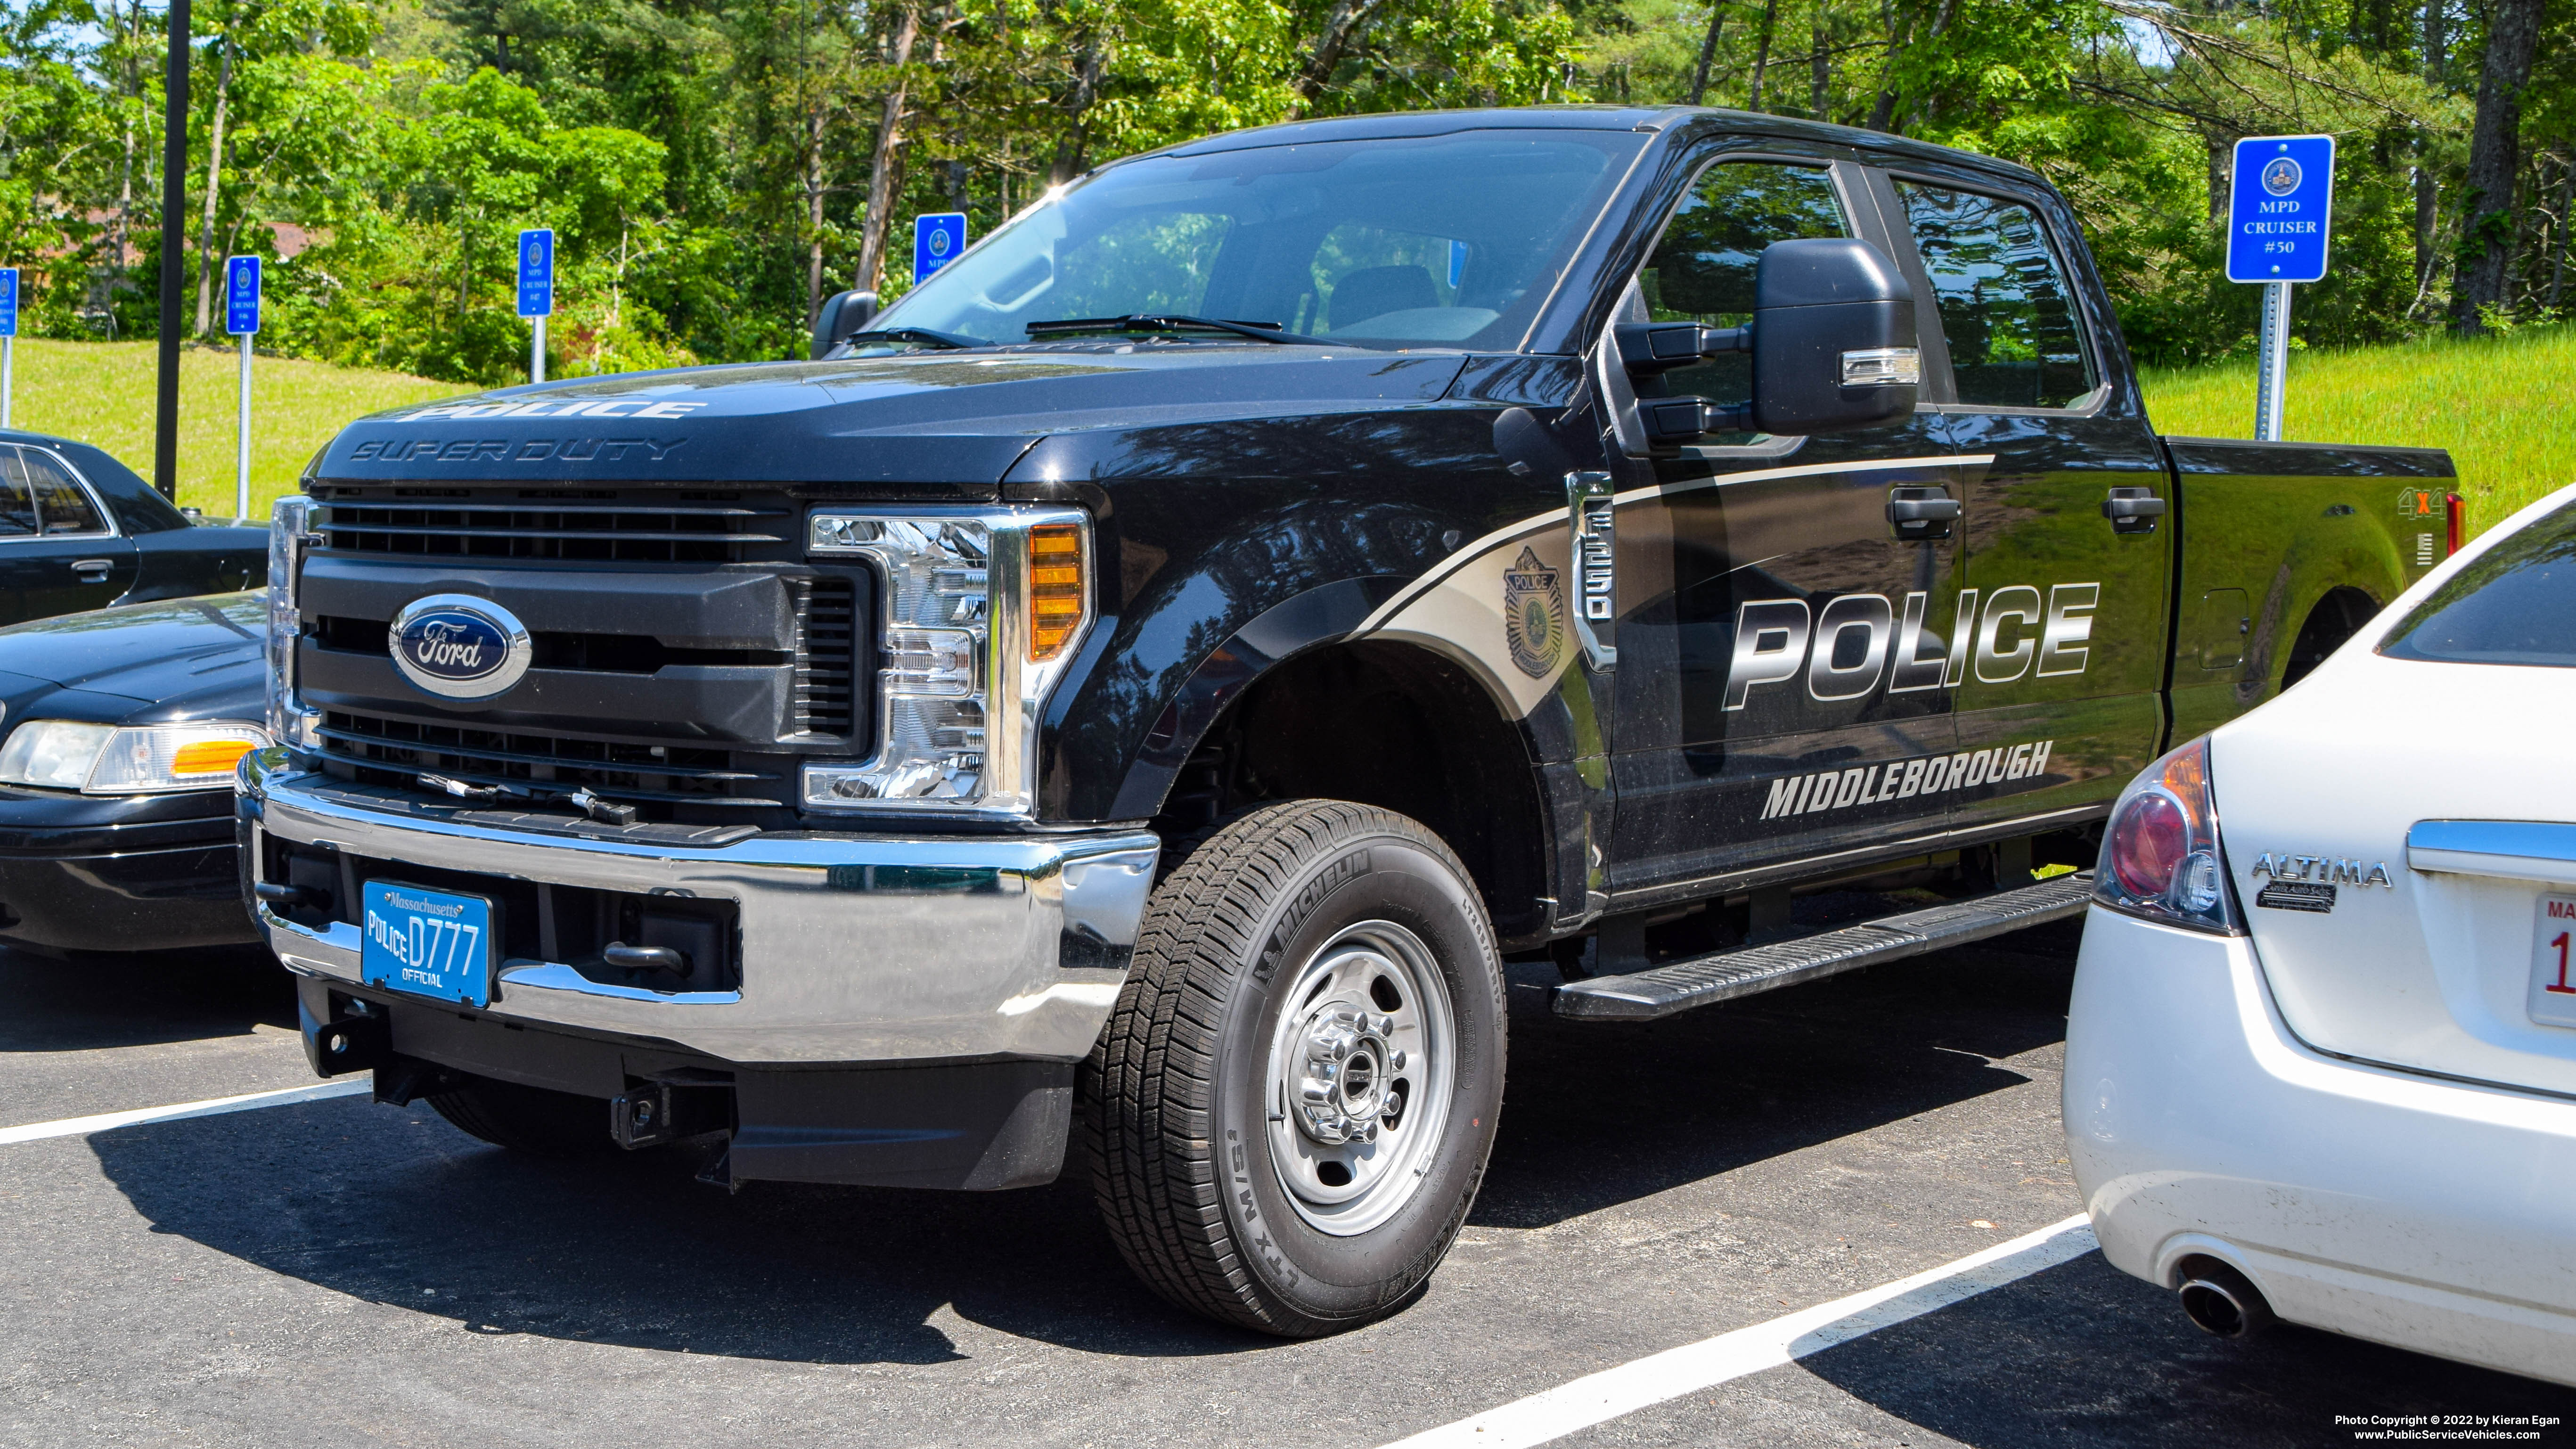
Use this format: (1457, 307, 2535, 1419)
(0, 593, 267, 721)
(319, 347, 1473, 488)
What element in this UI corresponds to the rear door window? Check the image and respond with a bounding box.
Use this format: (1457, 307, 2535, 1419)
(0, 450, 38, 538)
(19, 450, 108, 535)
(1894, 184, 2095, 409)
(2381, 499, 2576, 667)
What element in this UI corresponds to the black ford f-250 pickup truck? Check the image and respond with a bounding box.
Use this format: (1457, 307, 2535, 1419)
(241, 106, 2454, 1336)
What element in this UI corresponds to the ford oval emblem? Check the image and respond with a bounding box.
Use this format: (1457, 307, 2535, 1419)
(388, 595, 532, 701)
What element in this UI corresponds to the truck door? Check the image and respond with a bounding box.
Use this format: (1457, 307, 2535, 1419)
(1882, 176, 2172, 835)
(1605, 157, 1973, 901)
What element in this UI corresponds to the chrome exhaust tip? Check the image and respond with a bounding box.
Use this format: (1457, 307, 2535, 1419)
(2176, 1256, 2274, 1339)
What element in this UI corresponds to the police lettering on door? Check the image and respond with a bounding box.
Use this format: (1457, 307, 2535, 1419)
(1726, 583, 2099, 707)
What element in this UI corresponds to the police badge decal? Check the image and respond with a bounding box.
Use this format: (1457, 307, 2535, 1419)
(1504, 546, 1567, 677)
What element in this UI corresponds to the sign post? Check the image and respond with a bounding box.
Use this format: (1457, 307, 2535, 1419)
(517, 229, 554, 383)
(2226, 135, 2335, 442)
(0, 268, 17, 430)
(225, 256, 261, 522)
(913, 213, 967, 283)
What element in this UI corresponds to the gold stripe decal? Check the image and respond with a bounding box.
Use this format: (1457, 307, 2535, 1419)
(1354, 453, 1995, 638)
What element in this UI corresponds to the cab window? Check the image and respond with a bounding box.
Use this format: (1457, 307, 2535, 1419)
(1637, 162, 1850, 424)
(19, 449, 107, 534)
(1894, 184, 2095, 409)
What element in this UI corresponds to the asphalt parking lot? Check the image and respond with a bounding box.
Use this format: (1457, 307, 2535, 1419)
(4, 922, 2570, 1448)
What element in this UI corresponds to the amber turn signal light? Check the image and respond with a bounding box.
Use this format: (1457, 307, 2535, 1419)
(1028, 524, 1085, 662)
(172, 739, 258, 776)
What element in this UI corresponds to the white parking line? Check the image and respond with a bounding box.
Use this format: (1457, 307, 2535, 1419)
(0, 1079, 373, 1146)
(1377, 1213, 2097, 1449)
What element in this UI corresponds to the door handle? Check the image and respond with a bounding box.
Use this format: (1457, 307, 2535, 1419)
(1886, 487, 1961, 541)
(69, 558, 114, 582)
(2102, 488, 2167, 534)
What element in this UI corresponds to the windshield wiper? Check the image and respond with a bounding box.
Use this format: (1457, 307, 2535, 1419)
(839, 326, 989, 351)
(1024, 314, 1326, 345)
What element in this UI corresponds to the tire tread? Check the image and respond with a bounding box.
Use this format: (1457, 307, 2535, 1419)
(1082, 799, 1497, 1335)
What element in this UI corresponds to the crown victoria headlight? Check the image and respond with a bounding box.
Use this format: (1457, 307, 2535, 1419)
(0, 720, 272, 794)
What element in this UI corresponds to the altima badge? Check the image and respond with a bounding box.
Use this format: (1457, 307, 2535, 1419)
(2249, 852, 2393, 911)
(388, 594, 534, 701)
(2249, 852, 2394, 887)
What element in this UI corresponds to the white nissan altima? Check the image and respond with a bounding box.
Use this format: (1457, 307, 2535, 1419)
(2067, 478, 2576, 1386)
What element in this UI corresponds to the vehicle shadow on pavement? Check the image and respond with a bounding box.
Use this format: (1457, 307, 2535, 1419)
(1797, 1253, 2576, 1444)
(0, 946, 292, 1054)
(1476, 927, 2081, 1230)
(82, 920, 2085, 1366)
(85, 1093, 1264, 1365)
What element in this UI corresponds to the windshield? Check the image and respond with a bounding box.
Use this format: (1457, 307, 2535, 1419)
(2380, 495, 2576, 668)
(869, 129, 1648, 351)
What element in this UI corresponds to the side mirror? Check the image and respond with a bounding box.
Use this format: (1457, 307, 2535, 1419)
(1615, 237, 1918, 444)
(810, 289, 879, 360)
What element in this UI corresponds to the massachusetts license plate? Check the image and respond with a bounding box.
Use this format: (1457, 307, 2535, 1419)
(2531, 895, 2576, 1030)
(361, 882, 494, 1008)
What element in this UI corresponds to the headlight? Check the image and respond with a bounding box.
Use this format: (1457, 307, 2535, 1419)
(0, 720, 272, 794)
(267, 494, 320, 750)
(801, 507, 1092, 818)
(2094, 737, 2243, 934)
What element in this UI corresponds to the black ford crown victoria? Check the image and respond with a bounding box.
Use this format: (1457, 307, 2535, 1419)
(0, 431, 270, 955)
(0, 594, 269, 954)
(0, 429, 267, 618)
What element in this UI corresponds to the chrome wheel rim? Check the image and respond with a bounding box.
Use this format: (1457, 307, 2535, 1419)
(1262, 919, 1455, 1237)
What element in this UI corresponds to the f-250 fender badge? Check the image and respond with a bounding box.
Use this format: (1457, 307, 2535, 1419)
(389, 594, 533, 701)
(1504, 547, 1566, 678)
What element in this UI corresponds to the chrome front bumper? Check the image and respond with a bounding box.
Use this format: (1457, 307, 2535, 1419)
(238, 749, 1158, 1065)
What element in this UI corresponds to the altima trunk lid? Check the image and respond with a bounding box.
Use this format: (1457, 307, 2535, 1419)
(2211, 497, 2576, 1097)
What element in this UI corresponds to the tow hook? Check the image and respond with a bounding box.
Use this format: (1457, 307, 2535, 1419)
(301, 999, 391, 1078)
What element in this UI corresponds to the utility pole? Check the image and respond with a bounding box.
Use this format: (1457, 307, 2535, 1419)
(154, 0, 189, 500)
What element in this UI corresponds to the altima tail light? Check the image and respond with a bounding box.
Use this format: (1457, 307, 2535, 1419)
(2095, 737, 2243, 934)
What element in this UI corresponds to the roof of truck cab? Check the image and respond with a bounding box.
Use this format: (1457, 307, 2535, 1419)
(1138, 106, 2043, 185)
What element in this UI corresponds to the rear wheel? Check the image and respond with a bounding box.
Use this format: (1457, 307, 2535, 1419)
(1084, 800, 1506, 1336)
(425, 1073, 617, 1157)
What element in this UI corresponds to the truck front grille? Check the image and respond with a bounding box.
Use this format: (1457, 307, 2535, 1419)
(316, 709, 786, 808)
(314, 488, 794, 564)
(789, 576, 860, 737)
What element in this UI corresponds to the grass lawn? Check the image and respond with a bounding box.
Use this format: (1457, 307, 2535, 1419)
(0, 338, 458, 520)
(0, 330, 2563, 541)
(2140, 323, 2576, 540)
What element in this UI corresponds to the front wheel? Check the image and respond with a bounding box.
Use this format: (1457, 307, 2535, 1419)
(1084, 801, 1506, 1336)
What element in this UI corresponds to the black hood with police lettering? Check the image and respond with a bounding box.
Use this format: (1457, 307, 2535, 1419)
(319, 347, 1474, 491)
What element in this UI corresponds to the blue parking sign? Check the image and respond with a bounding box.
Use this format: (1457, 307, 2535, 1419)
(225, 255, 261, 336)
(914, 213, 967, 281)
(0, 268, 16, 337)
(2227, 135, 2335, 284)
(517, 229, 555, 317)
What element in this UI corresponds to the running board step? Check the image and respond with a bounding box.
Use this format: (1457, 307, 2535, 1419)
(1553, 870, 2095, 1022)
